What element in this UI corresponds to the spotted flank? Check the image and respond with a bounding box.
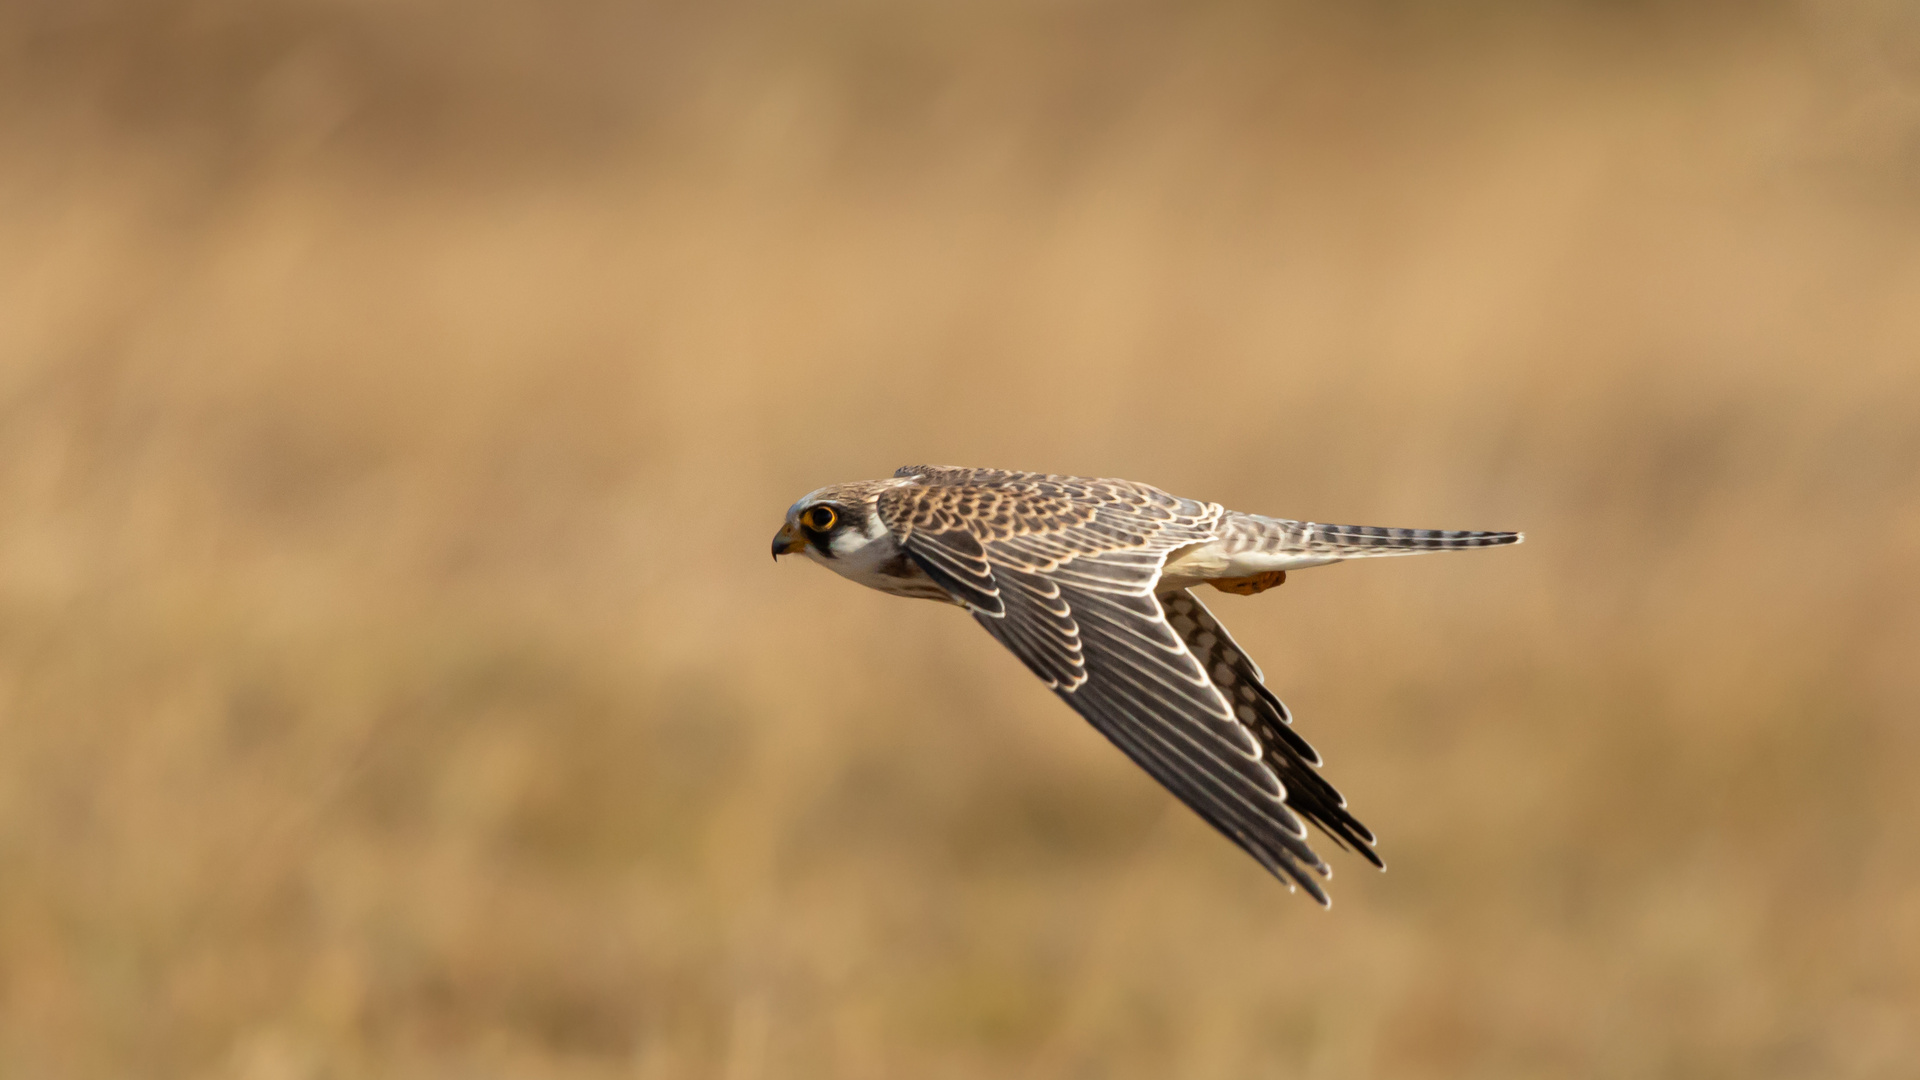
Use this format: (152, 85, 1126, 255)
(772, 465, 1521, 905)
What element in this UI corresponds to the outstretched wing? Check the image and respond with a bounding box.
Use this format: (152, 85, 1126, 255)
(875, 469, 1349, 901)
(1161, 588, 1379, 865)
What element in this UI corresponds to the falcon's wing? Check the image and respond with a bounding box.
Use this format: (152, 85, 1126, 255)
(1161, 588, 1379, 865)
(875, 471, 1349, 901)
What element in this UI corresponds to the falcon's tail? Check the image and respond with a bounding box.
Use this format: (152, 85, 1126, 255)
(1219, 513, 1523, 563)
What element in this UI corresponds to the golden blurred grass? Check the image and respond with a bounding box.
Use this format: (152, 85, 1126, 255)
(3, 2, 1919, 1076)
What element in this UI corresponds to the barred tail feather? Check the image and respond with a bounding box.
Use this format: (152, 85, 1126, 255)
(1221, 513, 1523, 560)
(1303, 522, 1523, 554)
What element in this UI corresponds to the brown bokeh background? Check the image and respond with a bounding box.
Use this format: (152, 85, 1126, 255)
(4, 2, 1919, 1076)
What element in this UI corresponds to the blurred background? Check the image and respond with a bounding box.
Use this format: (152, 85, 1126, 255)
(3, 1, 1919, 1076)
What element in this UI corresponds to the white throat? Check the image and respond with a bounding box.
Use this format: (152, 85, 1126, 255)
(804, 514, 897, 581)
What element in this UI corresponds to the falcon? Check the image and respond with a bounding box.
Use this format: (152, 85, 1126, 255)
(771, 466, 1521, 904)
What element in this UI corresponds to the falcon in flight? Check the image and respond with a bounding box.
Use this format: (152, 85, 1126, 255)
(771, 466, 1521, 904)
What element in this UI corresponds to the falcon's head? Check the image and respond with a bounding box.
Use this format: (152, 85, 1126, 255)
(771, 483, 886, 564)
(773, 477, 959, 603)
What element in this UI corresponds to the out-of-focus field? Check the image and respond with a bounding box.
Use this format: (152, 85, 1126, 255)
(3, 2, 1918, 1077)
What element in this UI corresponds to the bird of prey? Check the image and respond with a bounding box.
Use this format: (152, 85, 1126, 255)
(771, 465, 1521, 904)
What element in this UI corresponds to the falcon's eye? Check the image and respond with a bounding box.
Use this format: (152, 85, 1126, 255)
(803, 505, 838, 532)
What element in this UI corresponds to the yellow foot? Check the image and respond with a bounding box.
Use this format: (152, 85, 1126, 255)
(1208, 571, 1287, 596)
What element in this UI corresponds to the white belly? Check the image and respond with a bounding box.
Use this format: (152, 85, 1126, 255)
(1158, 539, 1341, 591)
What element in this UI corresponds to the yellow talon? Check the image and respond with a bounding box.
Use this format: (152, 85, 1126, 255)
(1209, 571, 1287, 596)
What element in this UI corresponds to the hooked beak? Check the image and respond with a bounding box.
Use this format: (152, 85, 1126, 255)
(771, 522, 806, 560)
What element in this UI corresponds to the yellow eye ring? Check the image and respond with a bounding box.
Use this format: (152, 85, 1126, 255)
(804, 505, 838, 531)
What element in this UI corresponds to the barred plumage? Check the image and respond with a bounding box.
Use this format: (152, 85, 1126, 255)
(1216, 513, 1522, 556)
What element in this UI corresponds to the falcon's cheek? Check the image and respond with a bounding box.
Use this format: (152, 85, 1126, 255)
(798, 528, 855, 565)
(823, 529, 872, 561)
